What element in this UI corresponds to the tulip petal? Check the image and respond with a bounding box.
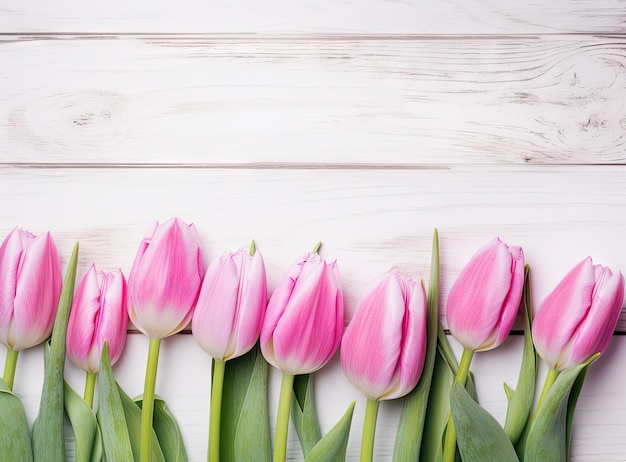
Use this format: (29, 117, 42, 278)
(567, 269, 624, 368)
(447, 238, 522, 351)
(390, 280, 427, 399)
(275, 258, 342, 374)
(532, 258, 596, 369)
(67, 266, 101, 372)
(95, 270, 128, 367)
(262, 253, 343, 375)
(230, 252, 267, 359)
(0, 228, 25, 347)
(128, 218, 203, 339)
(341, 273, 406, 399)
(260, 254, 308, 369)
(10, 232, 61, 350)
(192, 255, 240, 359)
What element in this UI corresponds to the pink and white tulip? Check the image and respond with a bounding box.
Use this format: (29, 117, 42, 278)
(0, 227, 62, 351)
(532, 257, 624, 371)
(341, 271, 427, 400)
(261, 252, 343, 375)
(128, 217, 203, 339)
(66, 265, 129, 373)
(192, 247, 267, 361)
(446, 237, 524, 352)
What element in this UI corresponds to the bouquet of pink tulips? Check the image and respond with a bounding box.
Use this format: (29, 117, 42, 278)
(0, 220, 623, 462)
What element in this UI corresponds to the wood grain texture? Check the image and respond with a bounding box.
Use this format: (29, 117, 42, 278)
(1, 165, 624, 330)
(1, 1, 625, 34)
(2, 5, 626, 459)
(6, 333, 626, 461)
(2, 35, 625, 165)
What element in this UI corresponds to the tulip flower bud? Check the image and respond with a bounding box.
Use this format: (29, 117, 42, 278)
(532, 257, 625, 371)
(0, 227, 62, 351)
(66, 265, 129, 373)
(127, 217, 203, 339)
(192, 247, 267, 361)
(446, 237, 524, 352)
(261, 252, 343, 375)
(341, 271, 427, 400)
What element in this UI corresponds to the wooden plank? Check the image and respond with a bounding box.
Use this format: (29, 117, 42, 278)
(2, 35, 625, 166)
(1, 1, 625, 34)
(1, 165, 625, 329)
(8, 332, 626, 460)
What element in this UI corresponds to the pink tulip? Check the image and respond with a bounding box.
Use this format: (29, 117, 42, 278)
(341, 271, 427, 400)
(66, 265, 129, 373)
(0, 227, 62, 351)
(532, 257, 625, 371)
(261, 252, 343, 375)
(127, 217, 203, 339)
(446, 237, 524, 352)
(192, 248, 267, 361)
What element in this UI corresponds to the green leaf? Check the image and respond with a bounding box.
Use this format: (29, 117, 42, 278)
(92, 424, 104, 462)
(419, 349, 454, 462)
(524, 357, 596, 462)
(393, 228, 439, 461)
(154, 399, 187, 462)
(450, 380, 519, 462)
(304, 401, 355, 462)
(504, 265, 537, 446)
(32, 241, 79, 462)
(220, 345, 271, 462)
(119, 387, 165, 462)
(97, 342, 134, 461)
(291, 374, 322, 457)
(133, 396, 188, 462)
(566, 363, 590, 460)
(0, 378, 33, 461)
(64, 381, 101, 462)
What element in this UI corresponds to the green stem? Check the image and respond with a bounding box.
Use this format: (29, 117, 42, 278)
(84, 371, 97, 409)
(311, 241, 322, 254)
(3, 349, 19, 391)
(140, 337, 161, 462)
(274, 372, 295, 462)
(209, 359, 226, 462)
(443, 348, 474, 462)
(360, 398, 380, 462)
(534, 367, 560, 420)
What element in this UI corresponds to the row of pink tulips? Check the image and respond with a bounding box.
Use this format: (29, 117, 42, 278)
(0, 219, 624, 461)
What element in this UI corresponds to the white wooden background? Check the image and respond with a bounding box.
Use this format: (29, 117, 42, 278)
(2, 2, 626, 460)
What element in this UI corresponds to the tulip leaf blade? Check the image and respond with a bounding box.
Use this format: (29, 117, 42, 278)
(393, 228, 440, 461)
(32, 241, 79, 462)
(220, 345, 271, 462)
(524, 357, 596, 462)
(133, 396, 188, 462)
(233, 346, 271, 461)
(304, 401, 355, 462)
(291, 374, 322, 457)
(97, 342, 134, 462)
(63, 380, 101, 462)
(504, 265, 537, 446)
(450, 379, 519, 462)
(121, 388, 165, 462)
(566, 362, 590, 460)
(419, 348, 453, 462)
(0, 378, 33, 461)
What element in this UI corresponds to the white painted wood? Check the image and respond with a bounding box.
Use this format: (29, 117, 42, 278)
(1, 1, 625, 34)
(5, 333, 626, 461)
(0, 165, 625, 330)
(2, 3, 626, 458)
(2, 36, 626, 165)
